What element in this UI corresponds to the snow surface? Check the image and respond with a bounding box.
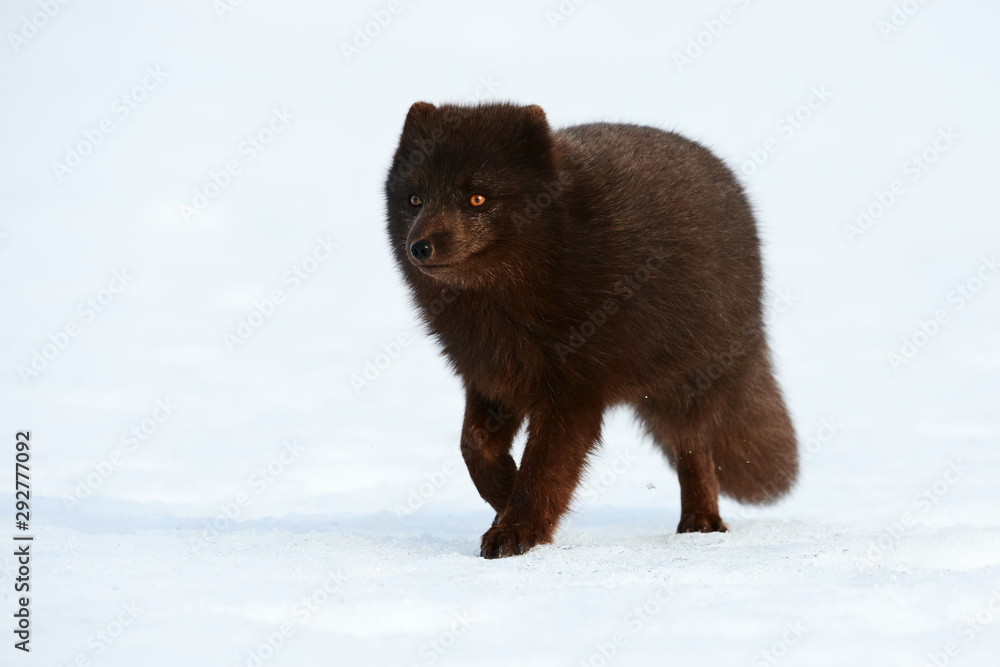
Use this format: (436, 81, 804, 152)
(2, 1, 999, 665)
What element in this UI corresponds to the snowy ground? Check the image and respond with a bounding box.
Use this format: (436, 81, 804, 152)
(2, 1, 999, 665)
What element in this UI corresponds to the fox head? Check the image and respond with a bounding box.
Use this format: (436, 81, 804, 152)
(384, 102, 564, 287)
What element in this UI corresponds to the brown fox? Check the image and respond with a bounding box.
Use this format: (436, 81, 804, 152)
(385, 102, 797, 559)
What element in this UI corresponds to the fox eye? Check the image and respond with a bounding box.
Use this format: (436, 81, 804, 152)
(409, 195, 422, 206)
(469, 194, 486, 207)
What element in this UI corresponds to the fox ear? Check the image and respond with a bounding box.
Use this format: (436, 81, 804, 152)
(404, 101, 435, 132)
(521, 104, 552, 158)
(524, 104, 547, 126)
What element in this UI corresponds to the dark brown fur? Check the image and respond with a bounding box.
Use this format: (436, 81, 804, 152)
(384, 101, 797, 558)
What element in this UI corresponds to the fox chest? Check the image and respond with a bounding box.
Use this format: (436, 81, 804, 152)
(433, 307, 549, 405)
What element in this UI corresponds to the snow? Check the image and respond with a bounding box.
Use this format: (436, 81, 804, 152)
(2, 0, 999, 665)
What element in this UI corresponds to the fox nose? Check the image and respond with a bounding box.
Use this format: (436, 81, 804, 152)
(409, 240, 433, 262)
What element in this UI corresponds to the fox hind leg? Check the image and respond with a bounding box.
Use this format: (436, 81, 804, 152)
(637, 400, 727, 533)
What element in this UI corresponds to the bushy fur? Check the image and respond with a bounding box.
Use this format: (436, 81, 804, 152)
(385, 101, 797, 558)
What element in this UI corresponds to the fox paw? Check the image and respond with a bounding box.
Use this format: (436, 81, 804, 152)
(480, 523, 544, 559)
(677, 511, 728, 534)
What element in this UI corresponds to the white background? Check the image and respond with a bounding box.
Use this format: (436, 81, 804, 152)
(1, 1, 999, 665)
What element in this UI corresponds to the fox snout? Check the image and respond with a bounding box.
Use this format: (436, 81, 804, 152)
(406, 211, 487, 272)
(409, 238, 433, 262)
(405, 213, 453, 267)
